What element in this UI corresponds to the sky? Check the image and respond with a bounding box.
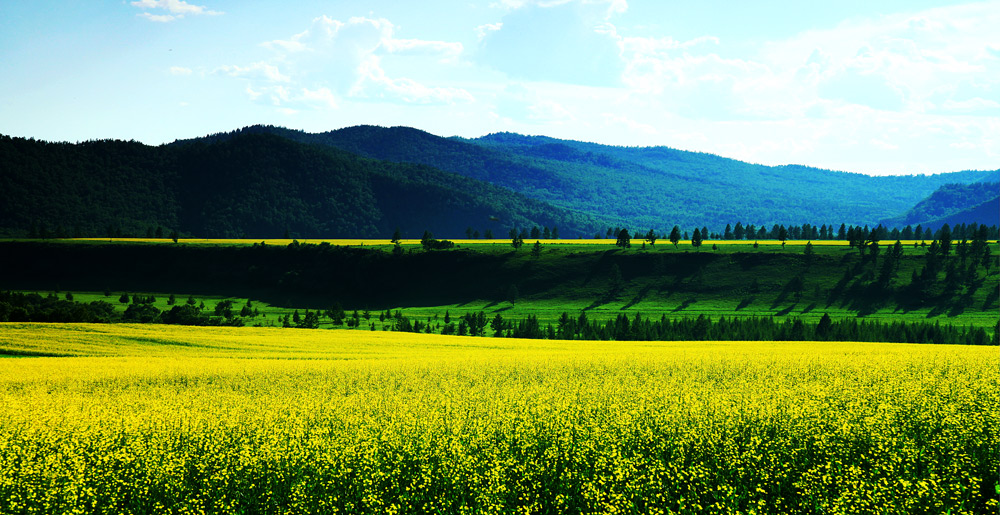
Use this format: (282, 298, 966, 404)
(1, 0, 998, 175)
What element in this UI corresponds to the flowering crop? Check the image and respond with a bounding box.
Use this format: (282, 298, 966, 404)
(1, 323, 997, 513)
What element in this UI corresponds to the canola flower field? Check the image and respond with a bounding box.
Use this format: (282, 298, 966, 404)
(0, 323, 997, 514)
(43, 237, 962, 247)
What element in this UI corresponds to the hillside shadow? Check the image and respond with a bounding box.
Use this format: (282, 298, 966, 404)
(844, 281, 889, 316)
(735, 297, 755, 311)
(582, 249, 619, 286)
(771, 275, 804, 309)
(672, 297, 697, 312)
(657, 276, 683, 295)
(801, 302, 817, 314)
(774, 304, 796, 316)
(983, 287, 999, 310)
(622, 284, 653, 310)
(584, 293, 615, 311)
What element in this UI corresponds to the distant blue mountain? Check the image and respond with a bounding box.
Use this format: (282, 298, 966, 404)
(881, 182, 999, 229)
(236, 124, 997, 230)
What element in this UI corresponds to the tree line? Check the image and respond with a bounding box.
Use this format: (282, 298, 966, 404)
(4, 289, 995, 346)
(378, 309, 997, 346)
(0, 291, 250, 326)
(596, 222, 999, 245)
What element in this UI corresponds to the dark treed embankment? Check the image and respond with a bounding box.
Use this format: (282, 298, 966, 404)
(1, 241, 995, 322)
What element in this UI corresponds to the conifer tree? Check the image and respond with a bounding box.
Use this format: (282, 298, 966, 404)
(669, 226, 681, 247)
(616, 228, 631, 248)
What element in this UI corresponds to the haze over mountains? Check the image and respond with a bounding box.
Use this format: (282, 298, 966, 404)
(1, 126, 997, 239)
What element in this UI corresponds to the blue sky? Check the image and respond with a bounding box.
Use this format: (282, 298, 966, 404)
(1, 0, 998, 175)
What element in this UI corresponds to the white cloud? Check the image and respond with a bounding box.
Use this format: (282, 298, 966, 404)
(132, 0, 221, 22)
(477, 2, 625, 86)
(476, 23, 503, 40)
(169, 66, 192, 76)
(239, 16, 471, 107)
(491, 0, 627, 19)
(217, 62, 290, 83)
(131, 0, 222, 16)
(871, 138, 900, 151)
(139, 13, 177, 22)
(301, 87, 338, 109)
(602, 113, 657, 135)
(245, 85, 263, 101)
(353, 55, 475, 104)
(942, 97, 1000, 111)
(601, 0, 1000, 134)
(382, 38, 463, 58)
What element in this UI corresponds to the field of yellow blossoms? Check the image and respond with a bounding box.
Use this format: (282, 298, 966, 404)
(0, 323, 997, 514)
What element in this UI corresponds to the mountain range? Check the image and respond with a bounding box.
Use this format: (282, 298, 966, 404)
(1, 126, 996, 238)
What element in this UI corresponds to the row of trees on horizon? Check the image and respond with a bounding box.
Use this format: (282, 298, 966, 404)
(17, 220, 1000, 243)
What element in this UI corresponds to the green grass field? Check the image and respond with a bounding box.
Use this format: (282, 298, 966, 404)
(14, 236, 996, 330)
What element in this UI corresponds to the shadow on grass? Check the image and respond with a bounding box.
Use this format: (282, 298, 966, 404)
(774, 304, 797, 316)
(735, 297, 754, 311)
(672, 298, 697, 312)
(581, 249, 620, 286)
(983, 286, 999, 310)
(584, 293, 615, 311)
(622, 284, 653, 310)
(771, 275, 804, 309)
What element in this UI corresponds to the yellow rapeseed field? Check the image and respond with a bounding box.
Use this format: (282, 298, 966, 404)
(0, 323, 997, 514)
(56, 237, 957, 247)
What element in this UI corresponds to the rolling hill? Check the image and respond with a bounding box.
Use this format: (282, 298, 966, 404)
(0, 132, 600, 238)
(880, 182, 999, 229)
(219, 125, 998, 231)
(3, 125, 997, 239)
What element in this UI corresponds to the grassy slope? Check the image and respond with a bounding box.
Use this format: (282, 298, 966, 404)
(6, 239, 997, 330)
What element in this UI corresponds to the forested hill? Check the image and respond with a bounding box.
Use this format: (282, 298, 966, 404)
(220, 124, 997, 230)
(880, 182, 999, 229)
(0, 133, 599, 238)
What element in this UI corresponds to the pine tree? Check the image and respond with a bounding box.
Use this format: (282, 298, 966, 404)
(669, 226, 681, 247)
(616, 229, 631, 249)
(491, 313, 505, 336)
(691, 228, 703, 248)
